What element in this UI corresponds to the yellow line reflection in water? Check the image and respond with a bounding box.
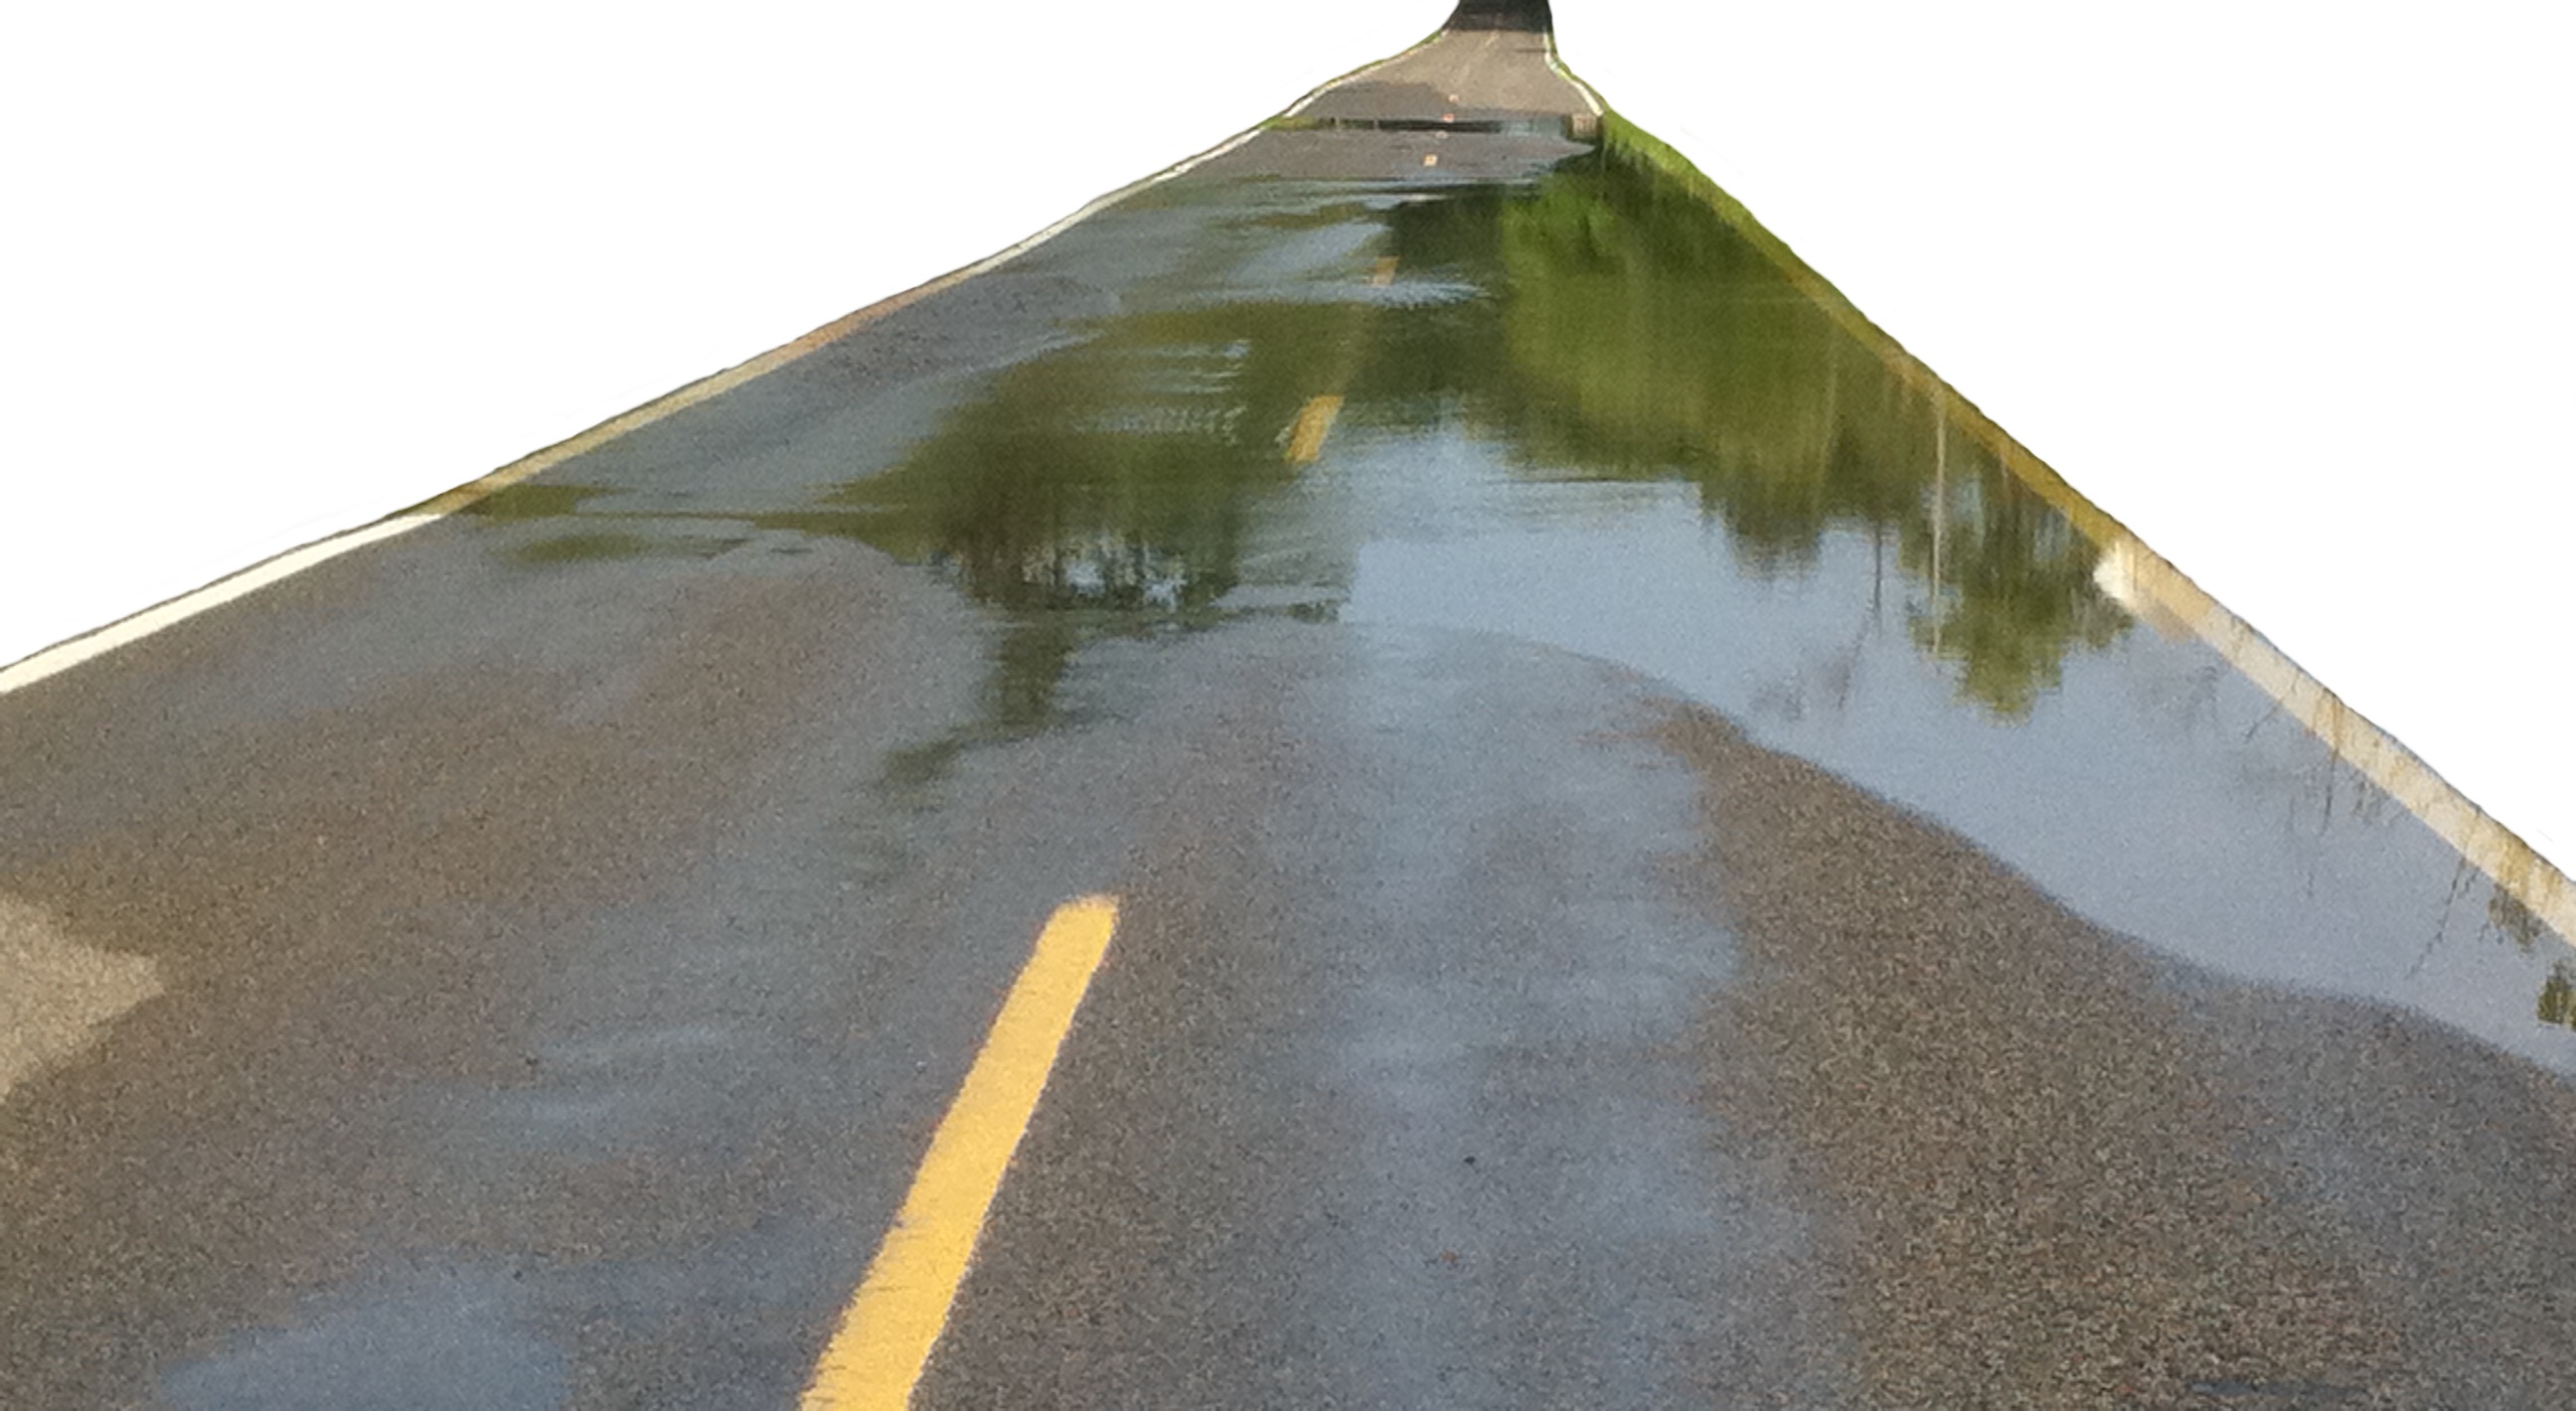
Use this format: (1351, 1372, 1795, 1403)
(1283, 394, 1347, 466)
(800, 895, 1121, 1410)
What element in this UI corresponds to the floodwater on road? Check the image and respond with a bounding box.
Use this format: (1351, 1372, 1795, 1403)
(15, 52, 2575, 1403)
(470, 142, 2573, 1073)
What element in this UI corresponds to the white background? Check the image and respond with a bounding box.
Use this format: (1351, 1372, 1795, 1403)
(5, 2, 2567, 869)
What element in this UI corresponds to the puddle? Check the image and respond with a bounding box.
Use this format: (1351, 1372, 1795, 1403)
(763, 156, 2145, 752)
(472, 132, 2570, 1065)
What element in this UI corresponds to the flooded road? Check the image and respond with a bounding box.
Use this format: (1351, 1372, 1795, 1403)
(5, 11, 2575, 1408)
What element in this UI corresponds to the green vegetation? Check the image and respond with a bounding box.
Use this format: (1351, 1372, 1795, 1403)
(458, 482, 617, 521)
(2540, 963, 2576, 1029)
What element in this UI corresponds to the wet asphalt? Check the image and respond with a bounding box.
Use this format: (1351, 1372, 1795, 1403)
(6, 21, 2576, 1411)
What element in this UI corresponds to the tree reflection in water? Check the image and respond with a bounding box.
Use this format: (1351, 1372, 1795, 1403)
(1453, 146, 2130, 716)
(809, 132, 2130, 729)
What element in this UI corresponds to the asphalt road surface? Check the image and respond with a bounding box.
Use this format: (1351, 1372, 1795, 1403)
(8, 13, 2576, 1409)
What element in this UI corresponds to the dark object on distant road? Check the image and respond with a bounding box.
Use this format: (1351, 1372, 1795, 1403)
(1445, 0, 1552, 32)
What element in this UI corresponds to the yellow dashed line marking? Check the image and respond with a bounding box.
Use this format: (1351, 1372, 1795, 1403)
(800, 896, 1121, 1410)
(1422, 153, 1439, 167)
(1283, 394, 1348, 465)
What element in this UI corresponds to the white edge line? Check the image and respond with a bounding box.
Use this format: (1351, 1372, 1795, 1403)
(0, 519, 429, 698)
(0, 39, 1442, 703)
(1542, 31, 1607, 117)
(2094, 536, 2576, 946)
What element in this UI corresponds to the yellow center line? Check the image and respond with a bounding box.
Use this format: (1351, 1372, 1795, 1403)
(1282, 394, 1348, 466)
(800, 895, 1121, 1410)
(1275, 255, 1396, 468)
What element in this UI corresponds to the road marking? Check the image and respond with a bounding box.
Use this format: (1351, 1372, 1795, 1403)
(2084, 527, 2576, 941)
(1542, 34, 1608, 118)
(0, 518, 430, 698)
(1422, 152, 1440, 167)
(1283, 394, 1347, 465)
(801, 896, 1120, 1411)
